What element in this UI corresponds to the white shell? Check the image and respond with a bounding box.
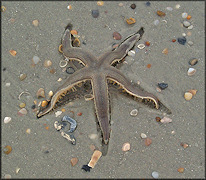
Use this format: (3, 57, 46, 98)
(153, 19, 159, 26)
(130, 109, 138, 116)
(55, 111, 62, 117)
(183, 21, 191, 28)
(4, 117, 11, 124)
(188, 25, 193, 30)
(187, 68, 196, 76)
(175, 4, 181, 9)
(184, 92, 193, 100)
(166, 7, 173, 11)
(122, 142, 130, 151)
(137, 44, 145, 49)
(152, 171, 159, 179)
(160, 117, 172, 123)
(89, 134, 98, 140)
(5, 83, 11, 87)
(128, 50, 136, 57)
(181, 12, 188, 18)
(32, 56, 40, 64)
(140, 133, 147, 139)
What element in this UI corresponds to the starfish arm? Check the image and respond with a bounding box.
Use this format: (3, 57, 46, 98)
(91, 74, 110, 144)
(106, 67, 159, 109)
(98, 27, 144, 66)
(62, 29, 97, 67)
(37, 68, 91, 118)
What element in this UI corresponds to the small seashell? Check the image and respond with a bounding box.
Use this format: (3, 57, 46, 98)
(119, 2, 124, 7)
(130, 109, 138, 116)
(140, 133, 147, 139)
(18, 108, 27, 116)
(187, 68, 196, 76)
(5, 82, 11, 87)
(152, 171, 159, 179)
(61, 108, 66, 112)
(177, 167, 184, 173)
(172, 39, 176, 42)
(48, 91, 53, 97)
(32, 20, 39, 26)
(55, 111, 62, 117)
(89, 134, 98, 140)
(72, 38, 80, 47)
(67, 5, 72, 10)
(44, 60, 52, 68)
(19, 102, 26, 108)
(160, 116, 172, 123)
(144, 137, 152, 146)
(126, 17, 136, 25)
(189, 58, 198, 66)
(59, 60, 68, 68)
(137, 44, 145, 49)
(162, 48, 168, 54)
(97, 1, 104, 6)
(54, 121, 63, 131)
(41, 100, 48, 107)
(188, 89, 197, 96)
(180, 142, 189, 148)
(182, 33, 186, 37)
(3, 145, 12, 154)
(26, 128, 31, 134)
(187, 25, 193, 30)
(70, 157, 78, 166)
(9, 50, 17, 56)
(58, 44, 63, 53)
(88, 150, 102, 168)
(4, 117, 11, 124)
(70, 29, 78, 35)
(36, 88, 45, 98)
(166, 7, 173, 11)
(1, 6, 6, 12)
(184, 92, 193, 101)
(32, 56, 40, 64)
(157, 10, 166, 17)
(19, 73, 27, 81)
(183, 20, 191, 28)
(113, 32, 122, 40)
(145, 41, 150, 46)
(16, 167, 20, 174)
(128, 50, 136, 57)
(91, 9, 99, 18)
(182, 12, 188, 19)
(153, 19, 159, 26)
(122, 142, 130, 151)
(175, 4, 180, 9)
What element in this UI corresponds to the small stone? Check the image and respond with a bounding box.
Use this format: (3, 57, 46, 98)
(36, 88, 45, 98)
(128, 50, 136, 57)
(122, 142, 130, 151)
(145, 41, 150, 46)
(32, 20, 39, 26)
(130, 4, 136, 9)
(77, 112, 82, 116)
(189, 58, 198, 66)
(184, 92, 193, 101)
(9, 50, 17, 56)
(48, 90, 53, 97)
(157, 10, 166, 17)
(166, 7, 173, 11)
(188, 41, 193, 46)
(130, 109, 138, 116)
(66, 67, 75, 74)
(188, 25, 193, 30)
(32, 56, 40, 64)
(31, 104, 36, 109)
(156, 87, 161, 92)
(91, 10, 99, 18)
(26, 128, 31, 134)
(5, 83, 11, 87)
(183, 20, 191, 28)
(119, 3, 124, 7)
(41, 100, 48, 107)
(172, 39, 176, 42)
(177, 167, 184, 173)
(70, 157, 78, 166)
(153, 19, 159, 26)
(160, 117, 172, 123)
(180, 142, 189, 149)
(182, 33, 186, 37)
(145, 2, 151, 6)
(97, 1, 104, 6)
(126, 18, 136, 25)
(19, 102, 26, 108)
(162, 48, 168, 55)
(177, 37, 187, 45)
(187, 15, 192, 20)
(175, 4, 180, 9)
(158, 83, 168, 90)
(155, 117, 161, 122)
(152, 171, 159, 179)
(18, 108, 27, 116)
(89, 134, 98, 140)
(55, 111, 62, 117)
(187, 68, 196, 76)
(44, 60, 52, 68)
(140, 133, 147, 139)
(182, 12, 188, 18)
(113, 32, 122, 40)
(4, 117, 11, 124)
(50, 68, 56, 74)
(71, 29, 78, 35)
(19, 74, 27, 81)
(4, 174, 12, 179)
(144, 137, 152, 146)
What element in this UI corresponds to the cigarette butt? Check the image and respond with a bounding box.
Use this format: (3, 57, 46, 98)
(88, 150, 102, 168)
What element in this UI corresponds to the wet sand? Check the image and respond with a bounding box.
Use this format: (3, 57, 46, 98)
(1, 1, 205, 178)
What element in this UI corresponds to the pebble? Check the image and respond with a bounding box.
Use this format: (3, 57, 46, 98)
(157, 10, 166, 17)
(180, 142, 189, 148)
(18, 108, 27, 116)
(89, 134, 98, 140)
(130, 4, 136, 9)
(97, 1, 104, 6)
(19, 102, 26, 108)
(5, 82, 11, 87)
(4, 117, 11, 124)
(9, 50, 17, 56)
(41, 100, 48, 107)
(177, 37, 186, 45)
(145, 41, 150, 46)
(144, 137, 152, 146)
(188, 41, 193, 46)
(181, 12, 188, 19)
(36, 88, 45, 98)
(175, 4, 180, 9)
(177, 167, 184, 173)
(66, 67, 75, 74)
(91, 10, 99, 18)
(32, 56, 40, 64)
(44, 60, 52, 68)
(158, 83, 168, 90)
(160, 116, 172, 123)
(189, 58, 198, 66)
(32, 20, 39, 26)
(162, 48, 168, 55)
(4, 174, 12, 179)
(48, 90, 54, 97)
(153, 19, 159, 26)
(130, 109, 138, 116)
(189, 89, 197, 96)
(70, 157, 78, 166)
(67, 5, 72, 10)
(128, 50, 136, 57)
(187, 67, 196, 76)
(50, 68, 56, 74)
(182, 33, 186, 37)
(145, 2, 151, 6)
(183, 20, 191, 28)
(140, 133, 147, 139)
(187, 15, 192, 20)
(55, 111, 62, 117)
(113, 32, 122, 40)
(188, 25, 193, 30)
(155, 117, 161, 122)
(166, 7, 173, 11)
(126, 18, 136, 25)
(156, 87, 161, 92)
(184, 92, 193, 101)
(19, 73, 27, 81)
(1, 5, 6, 12)
(26, 128, 31, 134)
(119, 3, 124, 7)
(152, 171, 159, 179)
(122, 142, 130, 151)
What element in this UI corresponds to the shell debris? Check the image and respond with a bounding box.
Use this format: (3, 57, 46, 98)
(184, 92, 193, 101)
(122, 142, 130, 151)
(187, 68, 196, 76)
(9, 50, 17, 56)
(160, 116, 172, 123)
(36, 88, 45, 98)
(54, 121, 63, 131)
(88, 150, 102, 168)
(60, 130, 76, 145)
(126, 17, 136, 25)
(4, 117, 11, 124)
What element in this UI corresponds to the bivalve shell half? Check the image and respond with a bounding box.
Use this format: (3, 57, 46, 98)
(122, 142, 130, 151)
(44, 60, 52, 68)
(160, 116, 172, 123)
(36, 88, 45, 98)
(4, 117, 11, 124)
(9, 50, 17, 56)
(189, 58, 198, 66)
(48, 91, 53, 98)
(70, 157, 78, 166)
(18, 108, 27, 116)
(184, 92, 193, 100)
(188, 89, 197, 96)
(128, 50, 136, 57)
(187, 68, 196, 76)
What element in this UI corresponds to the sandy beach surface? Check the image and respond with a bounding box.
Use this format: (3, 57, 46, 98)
(1, 1, 205, 178)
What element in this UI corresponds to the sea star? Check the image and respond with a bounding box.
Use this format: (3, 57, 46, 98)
(37, 24, 165, 153)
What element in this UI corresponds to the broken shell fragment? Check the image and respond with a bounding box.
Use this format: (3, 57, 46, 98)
(188, 89, 197, 96)
(48, 90, 53, 98)
(184, 92, 193, 100)
(162, 48, 168, 54)
(122, 142, 130, 151)
(145, 137, 152, 146)
(55, 111, 62, 117)
(60, 130, 76, 145)
(4, 117, 11, 124)
(72, 38, 80, 47)
(128, 50, 136, 57)
(44, 60, 52, 68)
(18, 108, 27, 116)
(189, 58, 198, 66)
(187, 68, 196, 76)
(58, 44, 63, 53)
(88, 150, 102, 168)
(160, 116, 172, 123)
(19, 73, 27, 81)
(3, 145, 12, 154)
(32, 56, 40, 64)
(140, 133, 147, 139)
(41, 100, 48, 107)
(126, 17, 136, 25)
(84, 94, 94, 101)
(32, 20, 39, 26)
(137, 44, 145, 49)
(36, 88, 45, 98)
(15, 167, 20, 174)
(9, 50, 17, 56)
(157, 10, 166, 17)
(1, 6, 6, 12)
(130, 109, 138, 116)
(70, 157, 78, 166)
(113, 31, 122, 40)
(54, 121, 63, 131)
(177, 167, 184, 173)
